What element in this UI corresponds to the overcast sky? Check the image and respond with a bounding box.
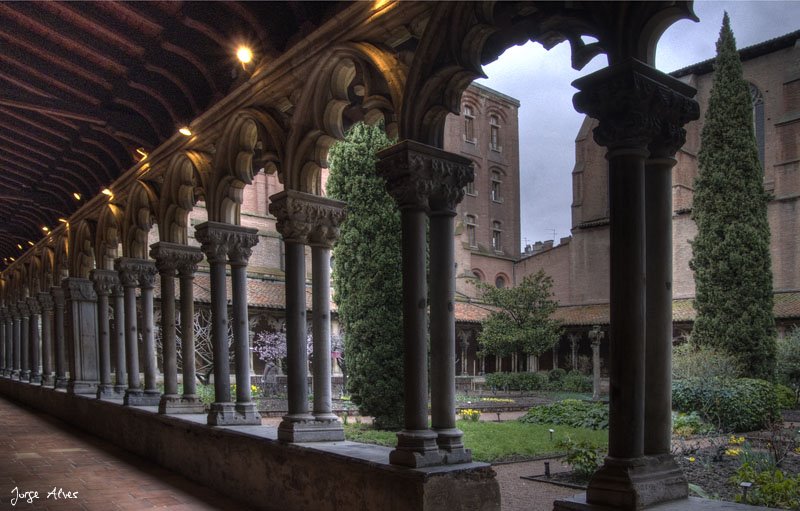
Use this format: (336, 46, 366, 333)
(474, 1, 799, 250)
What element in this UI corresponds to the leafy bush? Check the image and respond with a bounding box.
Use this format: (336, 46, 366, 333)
(672, 377, 779, 432)
(775, 384, 797, 410)
(563, 370, 592, 392)
(556, 437, 604, 480)
(731, 463, 800, 509)
(520, 399, 608, 430)
(672, 411, 716, 437)
(777, 330, 800, 403)
(485, 372, 547, 391)
(672, 340, 744, 380)
(548, 368, 567, 382)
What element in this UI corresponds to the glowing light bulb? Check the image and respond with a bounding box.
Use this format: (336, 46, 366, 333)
(179, 127, 192, 136)
(237, 46, 253, 65)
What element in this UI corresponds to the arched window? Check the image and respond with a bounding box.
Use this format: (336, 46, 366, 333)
(465, 214, 477, 248)
(463, 105, 475, 142)
(491, 171, 502, 202)
(749, 83, 765, 170)
(495, 275, 506, 289)
(489, 114, 501, 151)
(491, 221, 502, 252)
(472, 269, 484, 282)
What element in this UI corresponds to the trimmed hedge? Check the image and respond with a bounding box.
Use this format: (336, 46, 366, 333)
(520, 399, 608, 430)
(485, 372, 547, 391)
(672, 377, 779, 432)
(563, 371, 592, 392)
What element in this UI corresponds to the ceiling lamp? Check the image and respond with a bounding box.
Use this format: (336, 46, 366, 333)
(237, 46, 253, 66)
(179, 127, 192, 137)
(135, 147, 148, 160)
(102, 188, 113, 197)
(27, 241, 34, 246)
(9, 257, 14, 262)
(58, 218, 68, 224)
(41, 226, 49, 233)
(73, 192, 82, 201)
(16, 244, 22, 250)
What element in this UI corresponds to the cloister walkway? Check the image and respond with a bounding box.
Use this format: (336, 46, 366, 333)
(0, 395, 252, 511)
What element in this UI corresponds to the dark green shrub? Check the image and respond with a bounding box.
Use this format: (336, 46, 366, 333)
(732, 463, 800, 509)
(485, 372, 547, 391)
(775, 384, 797, 410)
(555, 438, 604, 480)
(548, 368, 567, 382)
(520, 399, 608, 430)
(672, 377, 779, 432)
(672, 411, 716, 437)
(563, 370, 592, 392)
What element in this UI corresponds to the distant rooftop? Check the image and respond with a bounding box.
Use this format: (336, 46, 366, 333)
(671, 29, 800, 78)
(469, 81, 521, 107)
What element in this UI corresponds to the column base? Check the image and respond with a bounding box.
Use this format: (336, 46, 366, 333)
(114, 384, 128, 394)
(67, 380, 98, 395)
(207, 402, 262, 426)
(54, 376, 68, 389)
(29, 373, 41, 385)
(124, 389, 160, 406)
(158, 394, 206, 414)
(20, 370, 30, 382)
(389, 429, 443, 468)
(278, 415, 345, 442)
(41, 374, 54, 386)
(580, 454, 687, 510)
(434, 427, 473, 464)
(96, 384, 120, 399)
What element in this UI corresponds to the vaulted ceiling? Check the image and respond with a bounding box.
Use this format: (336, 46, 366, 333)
(0, 1, 344, 264)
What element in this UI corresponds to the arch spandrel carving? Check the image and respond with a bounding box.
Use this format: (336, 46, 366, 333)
(400, 1, 697, 148)
(96, 204, 124, 271)
(158, 152, 207, 244)
(69, 220, 97, 279)
(122, 181, 158, 260)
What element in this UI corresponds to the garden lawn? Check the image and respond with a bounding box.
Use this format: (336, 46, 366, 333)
(344, 420, 608, 463)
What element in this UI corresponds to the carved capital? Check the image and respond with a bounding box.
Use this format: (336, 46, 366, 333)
(228, 229, 260, 266)
(149, 242, 203, 277)
(26, 297, 41, 315)
(89, 269, 119, 297)
(377, 140, 474, 213)
(114, 258, 156, 289)
(572, 59, 699, 153)
(37, 292, 53, 312)
(61, 277, 97, 302)
(17, 300, 29, 318)
(269, 190, 346, 248)
(194, 221, 233, 264)
(0, 307, 6, 321)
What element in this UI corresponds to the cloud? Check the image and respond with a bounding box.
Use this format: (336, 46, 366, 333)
(475, 1, 798, 249)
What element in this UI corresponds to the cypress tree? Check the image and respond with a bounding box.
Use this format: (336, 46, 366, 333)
(327, 122, 404, 429)
(690, 13, 776, 380)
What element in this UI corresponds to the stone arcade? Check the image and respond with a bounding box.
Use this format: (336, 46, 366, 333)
(0, 1, 753, 510)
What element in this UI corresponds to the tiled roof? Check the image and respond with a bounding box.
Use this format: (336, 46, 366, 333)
(547, 291, 800, 327)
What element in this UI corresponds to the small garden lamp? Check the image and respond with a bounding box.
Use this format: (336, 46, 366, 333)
(549, 428, 555, 441)
(739, 481, 752, 503)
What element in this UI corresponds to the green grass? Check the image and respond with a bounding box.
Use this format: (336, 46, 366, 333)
(344, 420, 608, 463)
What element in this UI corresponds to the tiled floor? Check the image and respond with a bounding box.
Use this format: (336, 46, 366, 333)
(0, 395, 253, 511)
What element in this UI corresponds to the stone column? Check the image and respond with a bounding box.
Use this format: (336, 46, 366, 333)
(551, 344, 558, 371)
(228, 229, 261, 425)
(52, 287, 67, 389)
(38, 293, 54, 386)
(270, 192, 315, 441)
(27, 297, 41, 384)
(111, 282, 127, 395)
(195, 222, 235, 425)
(138, 262, 160, 403)
(151, 242, 205, 413)
(379, 140, 472, 468)
(62, 278, 100, 394)
(588, 326, 604, 401)
(425, 144, 474, 465)
(90, 269, 117, 398)
(19, 301, 30, 382)
(565, 58, 699, 510)
(12, 304, 22, 379)
(0, 307, 6, 377)
(177, 248, 203, 409)
(116, 258, 160, 405)
(569, 333, 580, 371)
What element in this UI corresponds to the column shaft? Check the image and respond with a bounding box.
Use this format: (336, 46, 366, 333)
(28, 303, 41, 384)
(12, 311, 21, 378)
(209, 258, 231, 404)
(403, 209, 428, 431)
(124, 284, 140, 394)
(283, 242, 310, 419)
(180, 270, 197, 397)
(52, 288, 67, 388)
(140, 283, 158, 397)
(96, 291, 112, 393)
(20, 305, 30, 381)
(0, 312, 5, 376)
(231, 262, 251, 404)
(430, 211, 468, 462)
(311, 246, 334, 419)
(607, 149, 647, 460)
(40, 295, 54, 386)
(112, 287, 127, 393)
(160, 268, 178, 398)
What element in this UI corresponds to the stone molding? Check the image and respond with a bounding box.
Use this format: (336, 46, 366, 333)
(89, 269, 120, 297)
(114, 258, 157, 289)
(26, 297, 41, 315)
(38, 292, 53, 312)
(150, 242, 203, 275)
(269, 190, 347, 247)
(376, 140, 474, 213)
(572, 58, 699, 153)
